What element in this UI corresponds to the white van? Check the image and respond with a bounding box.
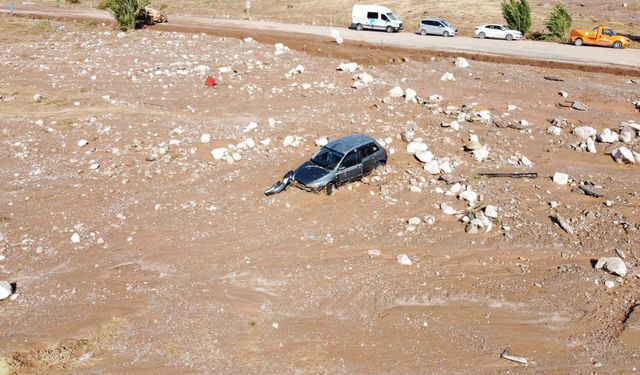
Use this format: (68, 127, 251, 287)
(352, 4, 404, 33)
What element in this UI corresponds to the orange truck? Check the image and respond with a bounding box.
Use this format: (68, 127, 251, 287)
(570, 25, 631, 49)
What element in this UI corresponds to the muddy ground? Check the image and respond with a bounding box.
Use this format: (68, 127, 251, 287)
(1, 16, 640, 374)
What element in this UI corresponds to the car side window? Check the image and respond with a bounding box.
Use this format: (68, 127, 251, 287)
(359, 143, 379, 159)
(341, 151, 358, 169)
(603, 29, 614, 36)
(421, 20, 428, 25)
(436, 22, 443, 28)
(381, 14, 388, 21)
(367, 12, 378, 19)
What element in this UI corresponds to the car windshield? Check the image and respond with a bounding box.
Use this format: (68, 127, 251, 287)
(386, 12, 397, 21)
(441, 20, 450, 26)
(311, 147, 344, 170)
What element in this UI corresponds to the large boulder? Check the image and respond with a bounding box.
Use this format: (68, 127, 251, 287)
(612, 147, 636, 164)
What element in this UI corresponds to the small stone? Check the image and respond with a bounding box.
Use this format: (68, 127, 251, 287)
(32, 93, 45, 103)
(0, 281, 12, 301)
(598, 257, 627, 277)
(408, 217, 421, 226)
(553, 172, 570, 185)
(559, 91, 569, 98)
(473, 147, 489, 162)
(605, 280, 615, 288)
(571, 101, 589, 111)
(200, 133, 211, 144)
(404, 88, 417, 102)
(458, 190, 478, 205)
(597, 128, 618, 143)
(211, 147, 228, 160)
(397, 254, 413, 266)
(71, 233, 80, 243)
(401, 130, 415, 143)
(440, 72, 455, 81)
(484, 205, 498, 219)
(573, 126, 597, 140)
(315, 137, 328, 147)
(555, 215, 574, 234)
(406, 141, 428, 154)
(336, 62, 359, 73)
(441, 202, 458, 215)
(415, 150, 433, 163)
(77, 139, 89, 148)
(389, 86, 404, 98)
(455, 57, 470, 68)
(612, 147, 635, 164)
(586, 137, 597, 153)
(367, 249, 381, 257)
(424, 160, 440, 175)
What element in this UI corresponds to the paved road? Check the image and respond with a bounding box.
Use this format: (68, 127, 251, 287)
(2, 5, 640, 69)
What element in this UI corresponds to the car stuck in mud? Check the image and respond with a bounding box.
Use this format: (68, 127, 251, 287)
(265, 134, 387, 195)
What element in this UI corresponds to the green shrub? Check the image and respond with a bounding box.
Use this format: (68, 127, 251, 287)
(501, 0, 532, 36)
(545, 2, 572, 41)
(104, 0, 149, 31)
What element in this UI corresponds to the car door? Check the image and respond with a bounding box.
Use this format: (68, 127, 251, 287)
(600, 28, 614, 46)
(489, 25, 501, 38)
(336, 150, 362, 185)
(380, 13, 390, 29)
(359, 143, 379, 175)
(435, 21, 445, 35)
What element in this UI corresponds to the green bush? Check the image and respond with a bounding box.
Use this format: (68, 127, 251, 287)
(501, 0, 532, 36)
(545, 2, 572, 41)
(104, 0, 149, 31)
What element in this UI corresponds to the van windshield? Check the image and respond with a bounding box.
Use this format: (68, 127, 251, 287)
(386, 12, 397, 21)
(311, 147, 344, 170)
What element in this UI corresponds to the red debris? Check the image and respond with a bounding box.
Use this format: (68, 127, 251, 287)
(205, 76, 216, 87)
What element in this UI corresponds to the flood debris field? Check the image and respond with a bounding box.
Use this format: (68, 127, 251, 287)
(1, 17, 640, 374)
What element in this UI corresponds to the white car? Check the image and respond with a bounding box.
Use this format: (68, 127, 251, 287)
(474, 24, 522, 40)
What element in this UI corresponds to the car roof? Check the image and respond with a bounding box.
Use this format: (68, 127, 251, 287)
(325, 134, 376, 154)
(421, 18, 444, 21)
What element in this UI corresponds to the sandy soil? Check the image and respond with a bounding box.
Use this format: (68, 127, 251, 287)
(18, 0, 640, 37)
(1, 16, 640, 374)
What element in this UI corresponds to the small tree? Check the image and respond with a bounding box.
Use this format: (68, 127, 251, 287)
(501, 0, 532, 36)
(105, 0, 150, 31)
(545, 2, 572, 41)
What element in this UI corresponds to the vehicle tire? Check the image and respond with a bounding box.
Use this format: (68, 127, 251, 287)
(506, 34, 513, 41)
(574, 38, 583, 46)
(613, 41, 622, 49)
(386, 26, 393, 33)
(443, 31, 450, 38)
(325, 182, 335, 196)
(374, 160, 386, 171)
(356, 23, 363, 31)
(478, 32, 486, 39)
(420, 29, 427, 36)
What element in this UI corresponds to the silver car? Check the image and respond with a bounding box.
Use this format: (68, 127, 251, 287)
(418, 18, 457, 37)
(264, 134, 387, 196)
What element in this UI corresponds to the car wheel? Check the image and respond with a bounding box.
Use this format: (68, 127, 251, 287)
(613, 41, 622, 49)
(574, 38, 583, 46)
(325, 182, 335, 196)
(443, 31, 450, 37)
(506, 34, 513, 41)
(478, 32, 486, 39)
(356, 23, 363, 31)
(420, 29, 427, 36)
(386, 26, 393, 33)
(374, 160, 386, 171)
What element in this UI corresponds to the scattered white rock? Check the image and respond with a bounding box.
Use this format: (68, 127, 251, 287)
(441, 202, 458, 215)
(553, 172, 570, 185)
(458, 190, 478, 205)
(605, 280, 616, 289)
(484, 205, 498, 219)
(389, 86, 404, 98)
(200, 133, 211, 144)
(455, 57, 470, 68)
(404, 88, 417, 102)
(586, 137, 597, 153)
(424, 160, 440, 174)
(408, 217, 421, 226)
(211, 147, 228, 160)
(71, 233, 80, 243)
(440, 72, 455, 81)
(406, 141, 428, 154)
(0, 281, 12, 301)
(32, 93, 44, 103)
(367, 249, 381, 257)
(397, 254, 413, 266)
(77, 139, 89, 148)
(612, 147, 636, 164)
(473, 147, 489, 162)
(597, 128, 619, 143)
(571, 101, 589, 111)
(336, 62, 360, 73)
(415, 150, 433, 163)
(573, 126, 597, 140)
